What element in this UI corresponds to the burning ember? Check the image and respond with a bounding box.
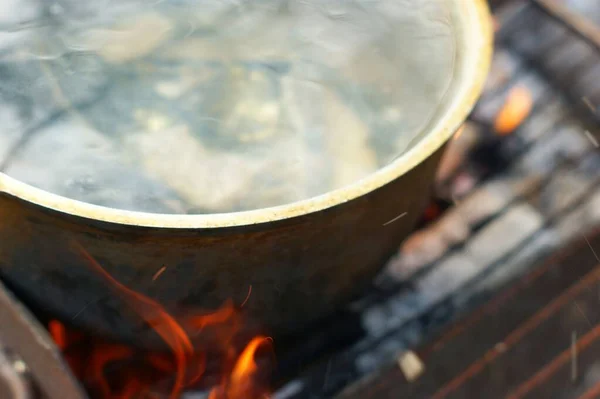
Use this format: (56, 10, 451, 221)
(494, 86, 534, 135)
(47, 243, 273, 399)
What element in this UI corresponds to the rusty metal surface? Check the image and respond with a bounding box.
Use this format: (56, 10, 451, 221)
(0, 146, 444, 347)
(0, 279, 87, 399)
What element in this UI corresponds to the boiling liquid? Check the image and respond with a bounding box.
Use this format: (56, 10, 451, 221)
(0, 0, 455, 213)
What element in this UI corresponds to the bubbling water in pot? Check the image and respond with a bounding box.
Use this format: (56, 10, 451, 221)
(0, 0, 455, 214)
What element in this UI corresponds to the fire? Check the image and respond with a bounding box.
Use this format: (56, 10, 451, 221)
(47, 243, 273, 399)
(48, 319, 67, 350)
(494, 86, 533, 136)
(89, 344, 134, 398)
(209, 337, 272, 399)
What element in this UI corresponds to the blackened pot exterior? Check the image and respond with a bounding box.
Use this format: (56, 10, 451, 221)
(0, 145, 443, 346)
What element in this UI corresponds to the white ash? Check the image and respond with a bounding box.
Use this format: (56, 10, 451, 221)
(273, 381, 304, 399)
(416, 254, 480, 304)
(462, 228, 558, 305)
(435, 210, 470, 244)
(387, 175, 533, 278)
(465, 203, 543, 266)
(518, 98, 568, 144)
(555, 185, 600, 241)
(529, 168, 597, 218)
(362, 306, 389, 338)
(516, 122, 593, 175)
(455, 179, 517, 224)
(518, 73, 550, 104)
(355, 353, 379, 375)
(388, 229, 449, 278)
(361, 293, 420, 338)
(181, 392, 210, 399)
(373, 253, 481, 338)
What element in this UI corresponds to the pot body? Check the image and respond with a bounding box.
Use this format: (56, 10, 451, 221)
(0, 0, 492, 348)
(0, 144, 444, 346)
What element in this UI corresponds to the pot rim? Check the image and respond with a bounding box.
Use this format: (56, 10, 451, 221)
(0, 0, 493, 229)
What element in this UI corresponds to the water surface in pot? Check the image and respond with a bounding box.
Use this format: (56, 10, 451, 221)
(0, 0, 456, 213)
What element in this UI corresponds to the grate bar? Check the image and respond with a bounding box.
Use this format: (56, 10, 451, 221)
(533, 0, 600, 52)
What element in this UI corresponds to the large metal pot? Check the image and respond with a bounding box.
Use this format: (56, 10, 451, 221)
(0, 0, 491, 346)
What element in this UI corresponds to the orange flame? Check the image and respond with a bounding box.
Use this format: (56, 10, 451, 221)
(56, 242, 273, 399)
(188, 300, 237, 331)
(89, 344, 134, 398)
(229, 337, 271, 397)
(76, 243, 195, 399)
(209, 337, 272, 399)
